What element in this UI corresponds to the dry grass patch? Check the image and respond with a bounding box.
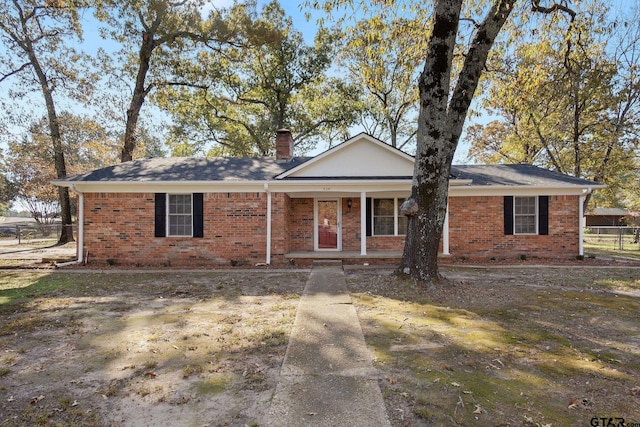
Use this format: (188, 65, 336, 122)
(584, 235, 640, 262)
(346, 267, 640, 427)
(0, 270, 305, 426)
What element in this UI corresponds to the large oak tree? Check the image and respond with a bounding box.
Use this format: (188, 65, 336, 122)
(94, 0, 246, 162)
(310, 0, 576, 283)
(0, 0, 90, 243)
(467, 4, 640, 212)
(159, 0, 360, 157)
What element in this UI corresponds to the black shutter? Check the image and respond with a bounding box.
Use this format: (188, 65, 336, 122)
(154, 193, 166, 237)
(538, 196, 549, 235)
(365, 197, 372, 237)
(193, 193, 204, 238)
(504, 196, 514, 235)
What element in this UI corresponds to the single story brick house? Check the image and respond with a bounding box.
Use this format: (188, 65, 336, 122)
(53, 131, 604, 266)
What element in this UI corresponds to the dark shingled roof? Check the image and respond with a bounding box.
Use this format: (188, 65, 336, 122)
(450, 164, 600, 187)
(57, 156, 600, 187)
(60, 157, 311, 182)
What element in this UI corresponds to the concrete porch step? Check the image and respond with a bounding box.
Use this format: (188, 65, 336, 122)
(311, 259, 343, 267)
(286, 251, 402, 259)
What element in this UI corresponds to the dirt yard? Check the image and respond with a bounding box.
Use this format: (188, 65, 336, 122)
(0, 270, 307, 426)
(346, 266, 640, 427)
(0, 266, 638, 426)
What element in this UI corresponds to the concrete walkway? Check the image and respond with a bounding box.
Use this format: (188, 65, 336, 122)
(267, 261, 390, 427)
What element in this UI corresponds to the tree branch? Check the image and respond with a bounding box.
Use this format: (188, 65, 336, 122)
(294, 117, 346, 143)
(530, 0, 576, 20)
(156, 30, 209, 47)
(137, 10, 150, 32)
(158, 81, 209, 90)
(532, 0, 576, 69)
(529, 113, 564, 172)
(459, 17, 479, 29)
(398, 130, 417, 150)
(449, 0, 516, 137)
(0, 62, 32, 83)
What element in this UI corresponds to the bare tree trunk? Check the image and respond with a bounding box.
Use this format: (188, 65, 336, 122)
(388, 115, 398, 148)
(27, 43, 74, 244)
(399, 0, 462, 282)
(400, 0, 515, 284)
(401, 154, 453, 281)
(121, 32, 155, 162)
(582, 192, 592, 214)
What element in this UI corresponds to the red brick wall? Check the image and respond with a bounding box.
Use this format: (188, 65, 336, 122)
(342, 198, 361, 251)
(82, 192, 580, 265)
(288, 198, 314, 252)
(448, 195, 580, 259)
(368, 236, 406, 251)
(83, 192, 271, 266)
(270, 193, 289, 259)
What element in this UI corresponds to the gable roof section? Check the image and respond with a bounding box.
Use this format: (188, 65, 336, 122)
(275, 133, 415, 179)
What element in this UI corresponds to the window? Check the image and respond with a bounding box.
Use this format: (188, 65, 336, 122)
(514, 196, 537, 234)
(168, 194, 192, 237)
(504, 196, 549, 236)
(397, 198, 407, 235)
(372, 198, 407, 236)
(373, 199, 394, 235)
(155, 193, 203, 238)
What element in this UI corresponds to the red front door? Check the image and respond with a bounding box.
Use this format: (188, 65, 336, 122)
(317, 199, 339, 250)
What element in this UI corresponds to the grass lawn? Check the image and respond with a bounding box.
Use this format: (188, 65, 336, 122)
(584, 234, 640, 262)
(346, 266, 640, 426)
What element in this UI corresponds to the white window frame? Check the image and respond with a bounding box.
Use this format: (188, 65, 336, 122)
(372, 197, 407, 236)
(167, 193, 193, 237)
(513, 196, 538, 235)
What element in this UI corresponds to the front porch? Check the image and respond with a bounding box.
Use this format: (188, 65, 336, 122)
(277, 194, 450, 264)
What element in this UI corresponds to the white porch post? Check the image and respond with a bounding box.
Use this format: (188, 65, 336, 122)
(77, 192, 84, 263)
(265, 184, 272, 264)
(579, 194, 584, 257)
(360, 191, 367, 255)
(443, 204, 450, 255)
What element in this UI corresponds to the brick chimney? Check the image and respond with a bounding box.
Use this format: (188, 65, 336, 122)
(275, 129, 294, 160)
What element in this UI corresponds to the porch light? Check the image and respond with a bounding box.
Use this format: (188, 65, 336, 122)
(347, 198, 352, 212)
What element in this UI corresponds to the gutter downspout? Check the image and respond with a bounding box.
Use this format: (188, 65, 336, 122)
(265, 183, 272, 265)
(56, 185, 84, 267)
(360, 192, 366, 255)
(578, 187, 591, 257)
(443, 205, 450, 255)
